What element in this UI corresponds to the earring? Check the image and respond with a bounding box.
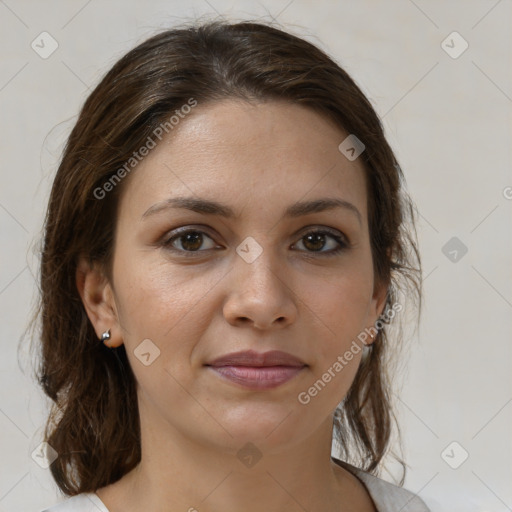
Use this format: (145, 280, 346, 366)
(362, 331, 375, 347)
(101, 329, 111, 345)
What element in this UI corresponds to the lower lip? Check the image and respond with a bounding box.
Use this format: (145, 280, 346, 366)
(208, 365, 305, 390)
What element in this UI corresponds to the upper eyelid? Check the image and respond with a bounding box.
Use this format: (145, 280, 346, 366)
(164, 225, 349, 248)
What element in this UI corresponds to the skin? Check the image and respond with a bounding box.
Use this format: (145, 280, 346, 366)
(77, 99, 387, 512)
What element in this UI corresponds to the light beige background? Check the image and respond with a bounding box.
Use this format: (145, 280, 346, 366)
(1, 1, 511, 511)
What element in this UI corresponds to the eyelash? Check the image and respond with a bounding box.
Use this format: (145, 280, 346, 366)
(160, 226, 349, 258)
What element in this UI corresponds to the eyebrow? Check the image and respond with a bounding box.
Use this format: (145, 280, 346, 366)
(141, 196, 362, 225)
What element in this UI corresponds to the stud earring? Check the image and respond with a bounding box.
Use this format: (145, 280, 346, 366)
(101, 329, 111, 345)
(362, 331, 375, 347)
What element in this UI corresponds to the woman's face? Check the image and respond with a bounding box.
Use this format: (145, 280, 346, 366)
(102, 99, 386, 453)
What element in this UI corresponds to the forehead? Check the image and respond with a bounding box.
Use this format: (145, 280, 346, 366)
(118, 99, 368, 222)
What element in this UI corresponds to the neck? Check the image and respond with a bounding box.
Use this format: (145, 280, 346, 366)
(101, 399, 361, 512)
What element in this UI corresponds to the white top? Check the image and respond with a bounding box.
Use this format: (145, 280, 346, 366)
(41, 458, 430, 512)
(42, 492, 108, 512)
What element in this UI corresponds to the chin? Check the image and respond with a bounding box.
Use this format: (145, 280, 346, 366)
(217, 403, 309, 448)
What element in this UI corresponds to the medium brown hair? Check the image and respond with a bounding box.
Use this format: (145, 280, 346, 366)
(31, 19, 421, 495)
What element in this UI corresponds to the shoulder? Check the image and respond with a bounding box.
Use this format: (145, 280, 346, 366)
(41, 492, 110, 512)
(332, 457, 431, 512)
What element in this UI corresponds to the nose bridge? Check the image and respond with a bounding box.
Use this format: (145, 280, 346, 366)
(223, 236, 297, 328)
(235, 237, 286, 298)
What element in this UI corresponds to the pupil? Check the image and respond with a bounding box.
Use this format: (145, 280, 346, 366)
(182, 232, 202, 251)
(304, 233, 325, 251)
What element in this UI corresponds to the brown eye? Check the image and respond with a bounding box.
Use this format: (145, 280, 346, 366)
(161, 227, 348, 258)
(164, 229, 217, 253)
(293, 229, 348, 256)
(302, 232, 327, 251)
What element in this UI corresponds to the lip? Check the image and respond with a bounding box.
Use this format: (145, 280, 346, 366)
(205, 350, 307, 390)
(206, 350, 306, 367)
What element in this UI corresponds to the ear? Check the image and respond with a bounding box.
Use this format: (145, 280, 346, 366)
(366, 277, 389, 345)
(76, 257, 124, 348)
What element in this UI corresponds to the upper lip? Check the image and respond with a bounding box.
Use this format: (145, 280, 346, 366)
(206, 350, 306, 367)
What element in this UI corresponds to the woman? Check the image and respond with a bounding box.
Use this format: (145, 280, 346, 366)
(37, 19, 428, 512)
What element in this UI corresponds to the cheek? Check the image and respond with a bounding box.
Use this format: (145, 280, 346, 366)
(111, 253, 221, 353)
(296, 273, 371, 412)
(303, 266, 374, 351)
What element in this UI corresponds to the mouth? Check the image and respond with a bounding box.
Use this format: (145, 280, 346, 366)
(205, 350, 307, 390)
(207, 365, 306, 390)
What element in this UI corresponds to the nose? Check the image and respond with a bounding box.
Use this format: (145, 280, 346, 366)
(222, 250, 298, 330)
